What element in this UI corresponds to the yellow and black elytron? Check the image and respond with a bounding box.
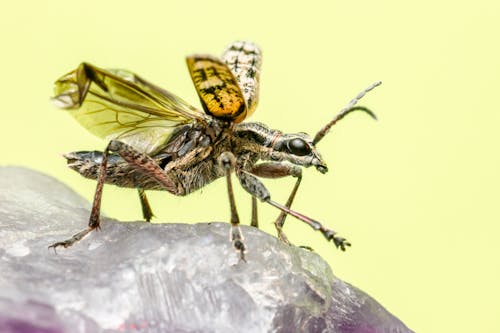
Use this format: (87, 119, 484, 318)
(49, 41, 380, 261)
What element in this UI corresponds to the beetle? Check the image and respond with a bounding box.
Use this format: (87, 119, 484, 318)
(49, 41, 380, 261)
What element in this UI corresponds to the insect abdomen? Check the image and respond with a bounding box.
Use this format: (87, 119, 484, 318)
(64, 149, 224, 194)
(64, 151, 169, 190)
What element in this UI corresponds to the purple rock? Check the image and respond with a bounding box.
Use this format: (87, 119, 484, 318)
(0, 298, 65, 333)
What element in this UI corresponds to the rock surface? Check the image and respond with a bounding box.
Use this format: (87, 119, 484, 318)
(0, 166, 413, 333)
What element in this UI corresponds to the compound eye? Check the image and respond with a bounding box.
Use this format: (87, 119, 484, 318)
(287, 138, 311, 156)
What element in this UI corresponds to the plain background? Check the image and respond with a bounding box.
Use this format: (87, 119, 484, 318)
(1, 1, 499, 332)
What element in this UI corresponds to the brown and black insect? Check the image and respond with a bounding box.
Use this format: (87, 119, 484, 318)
(49, 41, 380, 261)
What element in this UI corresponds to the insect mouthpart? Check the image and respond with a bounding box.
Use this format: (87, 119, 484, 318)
(315, 163, 328, 174)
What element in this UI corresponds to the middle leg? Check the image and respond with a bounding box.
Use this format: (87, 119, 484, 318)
(219, 151, 246, 262)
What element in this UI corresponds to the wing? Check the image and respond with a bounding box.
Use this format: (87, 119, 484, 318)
(52, 62, 207, 155)
(186, 55, 247, 123)
(221, 41, 262, 119)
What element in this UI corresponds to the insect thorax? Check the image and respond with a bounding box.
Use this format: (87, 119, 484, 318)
(233, 122, 323, 170)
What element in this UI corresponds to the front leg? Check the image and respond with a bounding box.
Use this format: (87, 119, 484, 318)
(250, 163, 302, 244)
(236, 169, 350, 251)
(49, 140, 182, 251)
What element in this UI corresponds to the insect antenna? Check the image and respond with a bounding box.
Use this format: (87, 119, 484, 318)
(313, 81, 382, 145)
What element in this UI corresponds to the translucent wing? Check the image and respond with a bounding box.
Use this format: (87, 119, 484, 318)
(221, 41, 262, 118)
(186, 55, 247, 123)
(52, 62, 207, 154)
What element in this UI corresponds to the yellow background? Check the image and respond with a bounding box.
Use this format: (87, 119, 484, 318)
(1, 1, 499, 331)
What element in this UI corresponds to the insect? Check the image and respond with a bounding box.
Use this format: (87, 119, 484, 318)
(49, 41, 380, 261)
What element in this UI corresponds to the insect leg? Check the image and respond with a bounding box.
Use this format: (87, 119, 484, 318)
(49, 142, 114, 250)
(219, 152, 246, 262)
(137, 188, 154, 222)
(251, 196, 258, 228)
(106, 140, 182, 194)
(237, 170, 350, 251)
(250, 163, 302, 244)
(49, 140, 181, 251)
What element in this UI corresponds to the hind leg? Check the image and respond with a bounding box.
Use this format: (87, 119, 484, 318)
(49, 140, 182, 250)
(137, 188, 154, 222)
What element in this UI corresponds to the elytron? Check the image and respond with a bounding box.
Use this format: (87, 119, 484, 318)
(49, 41, 380, 261)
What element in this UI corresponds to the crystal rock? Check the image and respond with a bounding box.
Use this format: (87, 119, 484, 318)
(0, 166, 413, 333)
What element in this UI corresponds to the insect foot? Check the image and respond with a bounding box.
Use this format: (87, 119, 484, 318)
(48, 228, 94, 251)
(321, 227, 351, 252)
(230, 225, 247, 262)
(48, 240, 72, 251)
(275, 225, 292, 246)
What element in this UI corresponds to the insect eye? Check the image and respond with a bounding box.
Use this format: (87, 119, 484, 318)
(287, 138, 311, 156)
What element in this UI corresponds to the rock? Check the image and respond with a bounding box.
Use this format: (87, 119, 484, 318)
(0, 166, 413, 333)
